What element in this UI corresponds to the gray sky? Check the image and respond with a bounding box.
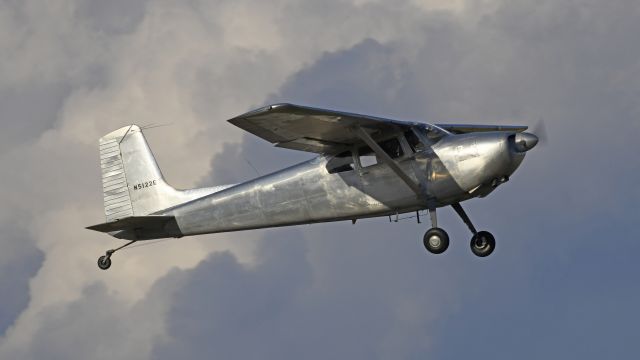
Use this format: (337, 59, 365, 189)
(1, 0, 639, 359)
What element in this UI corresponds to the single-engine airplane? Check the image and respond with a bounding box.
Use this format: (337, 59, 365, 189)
(87, 103, 538, 270)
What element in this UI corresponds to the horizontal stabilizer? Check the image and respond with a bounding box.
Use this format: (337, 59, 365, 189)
(86, 216, 181, 240)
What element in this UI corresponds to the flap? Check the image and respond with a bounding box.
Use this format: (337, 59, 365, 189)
(436, 124, 528, 134)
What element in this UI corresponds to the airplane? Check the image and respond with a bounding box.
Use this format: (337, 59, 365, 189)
(87, 103, 538, 270)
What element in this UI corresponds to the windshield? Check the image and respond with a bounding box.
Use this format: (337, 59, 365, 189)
(423, 125, 448, 143)
(405, 125, 447, 150)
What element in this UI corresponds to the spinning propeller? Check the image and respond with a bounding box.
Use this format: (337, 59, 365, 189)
(531, 118, 548, 146)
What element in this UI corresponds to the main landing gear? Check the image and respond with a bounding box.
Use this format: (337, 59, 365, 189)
(422, 203, 496, 257)
(97, 240, 137, 270)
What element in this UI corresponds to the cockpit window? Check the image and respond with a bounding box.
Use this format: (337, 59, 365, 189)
(378, 137, 404, 159)
(425, 125, 447, 142)
(326, 151, 355, 174)
(404, 126, 446, 152)
(357, 137, 404, 169)
(404, 130, 425, 152)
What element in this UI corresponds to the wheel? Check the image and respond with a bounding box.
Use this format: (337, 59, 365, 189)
(423, 228, 449, 254)
(470, 231, 495, 257)
(98, 255, 112, 270)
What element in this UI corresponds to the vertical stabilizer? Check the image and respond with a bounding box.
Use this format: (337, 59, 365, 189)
(99, 125, 179, 221)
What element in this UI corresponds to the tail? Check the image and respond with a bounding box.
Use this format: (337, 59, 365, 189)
(99, 125, 181, 221)
(91, 125, 233, 239)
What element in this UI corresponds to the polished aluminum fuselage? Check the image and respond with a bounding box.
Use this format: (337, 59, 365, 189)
(160, 131, 527, 237)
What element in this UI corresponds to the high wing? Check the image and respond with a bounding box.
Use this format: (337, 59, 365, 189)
(228, 103, 527, 154)
(228, 103, 428, 154)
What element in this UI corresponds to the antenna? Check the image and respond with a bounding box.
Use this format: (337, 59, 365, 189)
(244, 157, 261, 177)
(140, 123, 173, 131)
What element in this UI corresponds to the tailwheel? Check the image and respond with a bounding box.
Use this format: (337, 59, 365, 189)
(423, 228, 449, 254)
(470, 231, 495, 257)
(97, 254, 112, 270)
(96, 242, 135, 270)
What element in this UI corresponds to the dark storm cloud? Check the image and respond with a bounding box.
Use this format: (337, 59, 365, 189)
(201, 136, 310, 187)
(0, 0, 134, 152)
(75, 0, 149, 35)
(154, 0, 640, 358)
(152, 232, 314, 359)
(11, 267, 188, 360)
(0, 83, 71, 152)
(0, 226, 43, 336)
(27, 283, 132, 360)
(273, 39, 408, 117)
(153, 226, 467, 359)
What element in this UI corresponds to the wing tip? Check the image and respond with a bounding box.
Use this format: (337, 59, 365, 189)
(228, 103, 297, 122)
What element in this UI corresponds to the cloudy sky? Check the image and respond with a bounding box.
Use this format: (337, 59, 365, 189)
(1, 0, 639, 358)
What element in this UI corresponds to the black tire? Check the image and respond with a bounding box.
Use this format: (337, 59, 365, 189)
(470, 231, 495, 257)
(98, 255, 112, 270)
(423, 228, 449, 254)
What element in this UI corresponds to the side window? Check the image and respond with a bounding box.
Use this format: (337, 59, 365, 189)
(326, 151, 355, 174)
(358, 138, 404, 169)
(404, 130, 425, 152)
(378, 137, 404, 158)
(358, 146, 378, 168)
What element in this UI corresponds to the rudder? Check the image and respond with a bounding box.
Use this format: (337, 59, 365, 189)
(100, 127, 135, 221)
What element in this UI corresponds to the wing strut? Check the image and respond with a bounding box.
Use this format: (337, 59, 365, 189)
(353, 126, 424, 197)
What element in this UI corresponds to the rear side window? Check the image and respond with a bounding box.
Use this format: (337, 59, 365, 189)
(358, 146, 378, 168)
(326, 151, 355, 174)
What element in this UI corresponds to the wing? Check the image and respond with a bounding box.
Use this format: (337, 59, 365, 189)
(228, 103, 428, 154)
(436, 124, 528, 134)
(228, 103, 528, 154)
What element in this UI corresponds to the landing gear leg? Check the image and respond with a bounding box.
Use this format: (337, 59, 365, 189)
(451, 203, 495, 257)
(97, 240, 137, 270)
(423, 208, 449, 254)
